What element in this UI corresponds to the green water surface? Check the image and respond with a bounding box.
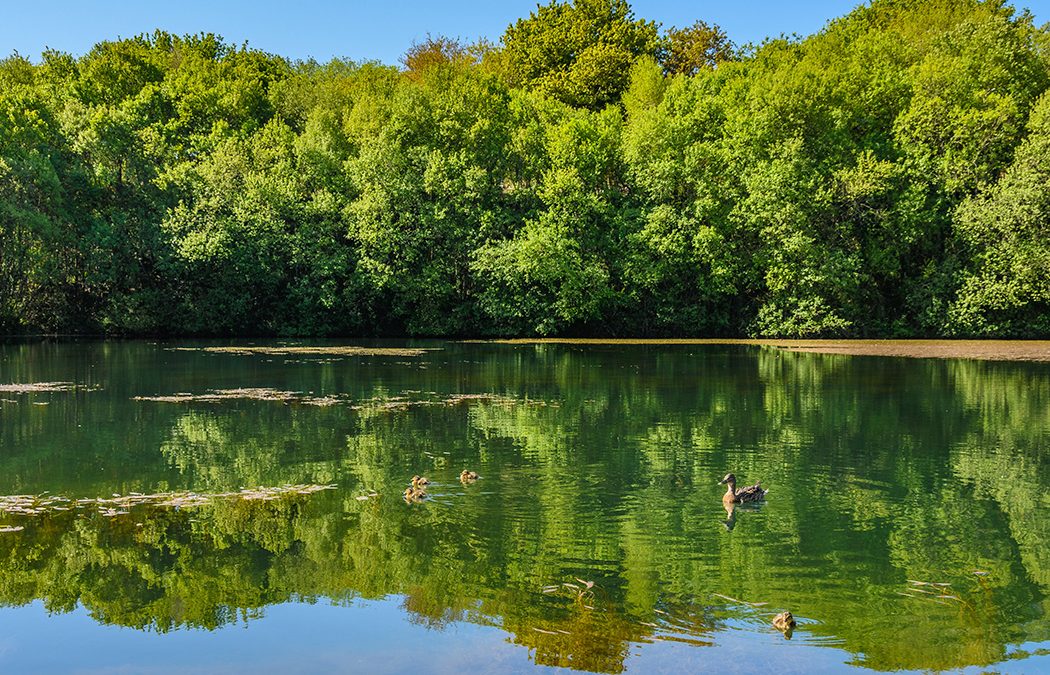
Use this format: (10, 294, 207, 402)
(0, 340, 1047, 674)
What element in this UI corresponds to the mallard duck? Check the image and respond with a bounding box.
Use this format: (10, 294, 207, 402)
(411, 475, 430, 488)
(404, 486, 427, 502)
(773, 611, 796, 633)
(460, 470, 478, 482)
(719, 473, 767, 504)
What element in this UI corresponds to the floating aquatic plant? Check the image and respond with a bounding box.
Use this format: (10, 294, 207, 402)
(0, 382, 98, 393)
(133, 388, 342, 405)
(711, 592, 768, 607)
(132, 390, 526, 410)
(0, 484, 337, 522)
(168, 346, 437, 357)
(541, 578, 597, 605)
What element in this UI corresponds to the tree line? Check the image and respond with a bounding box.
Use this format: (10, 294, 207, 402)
(1, 0, 1049, 337)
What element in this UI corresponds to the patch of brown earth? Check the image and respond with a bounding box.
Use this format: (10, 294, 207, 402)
(471, 339, 1050, 363)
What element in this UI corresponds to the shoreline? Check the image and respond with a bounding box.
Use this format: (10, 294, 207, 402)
(464, 339, 1050, 362)
(5, 336, 1050, 362)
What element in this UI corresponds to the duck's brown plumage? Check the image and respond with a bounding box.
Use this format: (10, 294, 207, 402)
(773, 611, 796, 632)
(719, 473, 767, 504)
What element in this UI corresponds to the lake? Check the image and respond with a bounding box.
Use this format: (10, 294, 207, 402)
(0, 339, 1048, 674)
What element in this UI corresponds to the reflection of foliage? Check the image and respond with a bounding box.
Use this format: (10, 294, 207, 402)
(0, 343, 1049, 671)
(0, 494, 348, 631)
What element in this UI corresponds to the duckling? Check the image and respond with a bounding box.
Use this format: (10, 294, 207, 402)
(719, 473, 767, 504)
(773, 611, 796, 633)
(411, 475, 430, 488)
(460, 470, 478, 482)
(403, 486, 427, 502)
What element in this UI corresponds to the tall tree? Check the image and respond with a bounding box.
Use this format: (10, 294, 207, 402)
(660, 21, 735, 76)
(498, 0, 659, 109)
(949, 93, 1050, 336)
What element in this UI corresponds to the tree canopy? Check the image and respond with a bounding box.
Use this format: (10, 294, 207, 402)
(1, 0, 1049, 337)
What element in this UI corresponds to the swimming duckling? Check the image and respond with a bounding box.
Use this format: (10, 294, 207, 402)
(411, 475, 430, 488)
(460, 470, 478, 482)
(719, 473, 767, 504)
(773, 611, 796, 634)
(404, 486, 427, 502)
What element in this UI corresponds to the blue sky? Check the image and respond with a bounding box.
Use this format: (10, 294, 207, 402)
(2, 0, 1048, 64)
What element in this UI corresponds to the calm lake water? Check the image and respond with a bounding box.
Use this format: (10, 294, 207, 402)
(0, 340, 1048, 674)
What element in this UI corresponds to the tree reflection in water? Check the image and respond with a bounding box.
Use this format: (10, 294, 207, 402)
(0, 341, 1047, 672)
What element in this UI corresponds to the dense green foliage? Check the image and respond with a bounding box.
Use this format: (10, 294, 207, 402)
(1, 0, 1049, 337)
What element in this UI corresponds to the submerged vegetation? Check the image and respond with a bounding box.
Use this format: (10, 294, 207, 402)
(1, 0, 1049, 337)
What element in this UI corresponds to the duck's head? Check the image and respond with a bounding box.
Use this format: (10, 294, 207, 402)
(718, 473, 736, 486)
